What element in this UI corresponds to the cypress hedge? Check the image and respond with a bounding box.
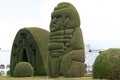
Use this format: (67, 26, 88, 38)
(10, 27, 49, 76)
(93, 48, 120, 80)
(48, 2, 85, 77)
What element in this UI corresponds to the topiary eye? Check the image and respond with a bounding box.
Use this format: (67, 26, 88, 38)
(56, 16, 60, 19)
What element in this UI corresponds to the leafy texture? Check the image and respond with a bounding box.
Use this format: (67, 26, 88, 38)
(7, 70, 10, 75)
(10, 27, 49, 76)
(93, 48, 120, 80)
(48, 2, 85, 77)
(14, 62, 34, 77)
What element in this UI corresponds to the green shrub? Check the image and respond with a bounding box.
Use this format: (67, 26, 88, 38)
(14, 62, 34, 77)
(65, 29, 74, 35)
(7, 70, 10, 75)
(70, 27, 84, 50)
(93, 48, 120, 79)
(48, 2, 85, 77)
(10, 27, 49, 76)
(60, 50, 85, 77)
(0, 72, 2, 76)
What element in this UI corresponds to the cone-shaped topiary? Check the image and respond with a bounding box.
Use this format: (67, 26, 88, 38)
(93, 48, 120, 80)
(48, 2, 85, 77)
(10, 27, 49, 76)
(14, 62, 34, 77)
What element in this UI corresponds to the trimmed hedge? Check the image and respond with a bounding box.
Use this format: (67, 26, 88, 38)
(48, 2, 85, 77)
(48, 43, 64, 50)
(7, 70, 10, 75)
(50, 30, 64, 36)
(10, 27, 49, 76)
(60, 50, 85, 77)
(70, 27, 84, 50)
(93, 48, 120, 79)
(14, 62, 34, 77)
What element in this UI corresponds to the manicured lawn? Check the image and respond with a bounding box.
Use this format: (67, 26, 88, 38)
(0, 76, 106, 80)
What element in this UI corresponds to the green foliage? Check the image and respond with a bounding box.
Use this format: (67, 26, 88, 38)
(7, 70, 10, 75)
(50, 30, 64, 36)
(48, 2, 85, 77)
(70, 27, 84, 50)
(10, 27, 49, 76)
(14, 62, 34, 77)
(60, 50, 85, 77)
(48, 43, 64, 50)
(93, 48, 120, 79)
(48, 55, 63, 77)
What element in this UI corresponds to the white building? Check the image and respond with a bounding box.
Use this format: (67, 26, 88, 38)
(85, 45, 101, 73)
(0, 49, 10, 76)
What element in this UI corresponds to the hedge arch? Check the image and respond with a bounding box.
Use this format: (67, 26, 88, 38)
(10, 27, 49, 76)
(48, 2, 85, 77)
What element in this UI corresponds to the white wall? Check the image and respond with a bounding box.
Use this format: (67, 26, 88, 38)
(0, 49, 10, 76)
(85, 45, 100, 73)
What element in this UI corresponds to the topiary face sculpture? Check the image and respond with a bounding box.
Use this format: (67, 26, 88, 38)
(48, 2, 85, 77)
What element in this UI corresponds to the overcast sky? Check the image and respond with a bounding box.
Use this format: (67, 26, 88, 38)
(0, 0, 120, 50)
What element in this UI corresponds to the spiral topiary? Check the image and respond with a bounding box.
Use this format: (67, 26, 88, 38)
(48, 2, 85, 77)
(10, 27, 49, 76)
(14, 62, 34, 77)
(93, 48, 120, 80)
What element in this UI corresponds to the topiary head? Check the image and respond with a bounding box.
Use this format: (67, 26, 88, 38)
(50, 2, 80, 31)
(14, 62, 34, 77)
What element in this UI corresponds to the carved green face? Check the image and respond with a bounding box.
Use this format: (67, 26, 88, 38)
(50, 2, 80, 31)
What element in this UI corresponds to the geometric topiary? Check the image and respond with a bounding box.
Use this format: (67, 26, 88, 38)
(93, 48, 120, 80)
(10, 27, 49, 76)
(48, 2, 86, 77)
(14, 62, 34, 77)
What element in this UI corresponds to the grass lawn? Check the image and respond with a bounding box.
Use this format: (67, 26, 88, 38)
(0, 76, 106, 80)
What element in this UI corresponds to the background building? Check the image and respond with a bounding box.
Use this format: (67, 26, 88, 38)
(0, 49, 10, 76)
(85, 45, 102, 74)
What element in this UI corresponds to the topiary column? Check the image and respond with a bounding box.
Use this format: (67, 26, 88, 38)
(10, 27, 49, 76)
(48, 2, 86, 77)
